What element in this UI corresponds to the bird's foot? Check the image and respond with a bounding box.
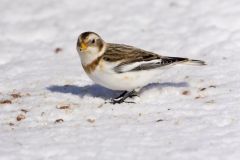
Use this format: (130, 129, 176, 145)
(106, 90, 138, 105)
(109, 98, 136, 104)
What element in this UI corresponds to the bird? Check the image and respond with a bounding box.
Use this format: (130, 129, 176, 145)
(76, 31, 206, 104)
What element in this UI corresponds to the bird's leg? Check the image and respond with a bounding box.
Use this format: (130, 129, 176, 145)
(113, 91, 128, 101)
(110, 90, 137, 104)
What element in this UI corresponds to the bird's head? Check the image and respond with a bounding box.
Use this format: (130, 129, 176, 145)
(77, 32, 105, 55)
(76, 32, 106, 65)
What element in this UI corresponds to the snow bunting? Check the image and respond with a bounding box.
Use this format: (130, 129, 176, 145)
(76, 31, 206, 104)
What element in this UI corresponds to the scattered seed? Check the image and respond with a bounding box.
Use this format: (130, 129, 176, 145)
(0, 100, 12, 104)
(195, 95, 205, 99)
(56, 105, 70, 110)
(199, 88, 206, 91)
(54, 47, 63, 54)
(21, 109, 28, 113)
(9, 122, 14, 126)
(11, 93, 21, 99)
(209, 85, 217, 88)
(87, 119, 95, 123)
(16, 114, 26, 121)
(156, 119, 164, 122)
(182, 90, 190, 95)
(55, 119, 64, 123)
(206, 100, 215, 104)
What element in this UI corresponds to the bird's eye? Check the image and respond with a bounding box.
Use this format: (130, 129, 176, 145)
(91, 39, 95, 44)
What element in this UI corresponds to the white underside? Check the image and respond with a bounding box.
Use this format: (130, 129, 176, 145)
(86, 62, 164, 91)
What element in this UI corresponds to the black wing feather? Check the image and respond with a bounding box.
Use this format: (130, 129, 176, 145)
(115, 56, 189, 73)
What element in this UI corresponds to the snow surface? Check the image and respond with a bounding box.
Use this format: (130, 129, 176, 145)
(1, 0, 240, 159)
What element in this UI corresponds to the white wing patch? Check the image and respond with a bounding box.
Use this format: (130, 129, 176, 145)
(115, 59, 162, 73)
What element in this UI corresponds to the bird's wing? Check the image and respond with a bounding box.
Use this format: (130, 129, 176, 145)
(103, 43, 189, 73)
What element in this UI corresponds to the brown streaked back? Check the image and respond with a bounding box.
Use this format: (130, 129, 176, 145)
(103, 43, 161, 64)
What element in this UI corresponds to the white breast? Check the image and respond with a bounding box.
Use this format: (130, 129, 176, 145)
(86, 61, 159, 91)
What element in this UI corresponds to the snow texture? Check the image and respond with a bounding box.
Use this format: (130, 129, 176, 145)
(1, 0, 240, 159)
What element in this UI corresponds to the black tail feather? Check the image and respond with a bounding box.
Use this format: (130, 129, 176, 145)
(163, 56, 206, 66)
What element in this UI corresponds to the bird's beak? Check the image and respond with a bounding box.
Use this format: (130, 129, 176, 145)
(80, 42, 88, 51)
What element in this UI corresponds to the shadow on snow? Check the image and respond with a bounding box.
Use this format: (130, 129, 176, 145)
(47, 82, 189, 100)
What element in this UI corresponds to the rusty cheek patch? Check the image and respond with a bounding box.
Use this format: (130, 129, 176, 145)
(97, 39, 104, 52)
(83, 56, 103, 74)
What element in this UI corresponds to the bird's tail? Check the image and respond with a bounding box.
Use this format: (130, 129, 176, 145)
(184, 59, 206, 66)
(164, 56, 206, 66)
